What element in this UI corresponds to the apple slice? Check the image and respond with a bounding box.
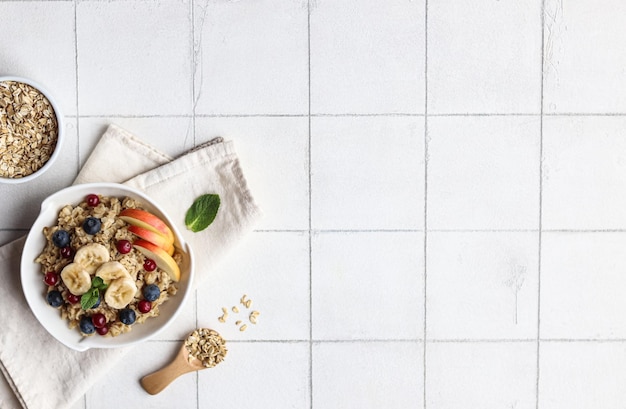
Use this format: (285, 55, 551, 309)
(128, 225, 174, 256)
(119, 209, 175, 244)
(133, 240, 181, 282)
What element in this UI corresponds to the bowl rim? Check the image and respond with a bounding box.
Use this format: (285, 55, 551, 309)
(0, 75, 64, 184)
(20, 182, 195, 351)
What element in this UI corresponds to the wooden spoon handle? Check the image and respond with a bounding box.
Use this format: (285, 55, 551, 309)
(140, 358, 196, 395)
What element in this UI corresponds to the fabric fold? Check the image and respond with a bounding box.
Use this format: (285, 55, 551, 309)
(0, 124, 260, 409)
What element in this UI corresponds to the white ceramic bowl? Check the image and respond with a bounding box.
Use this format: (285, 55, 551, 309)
(0, 75, 64, 184)
(21, 183, 195, 351)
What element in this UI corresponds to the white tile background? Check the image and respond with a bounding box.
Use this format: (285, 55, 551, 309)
(1, 0, 626, 408)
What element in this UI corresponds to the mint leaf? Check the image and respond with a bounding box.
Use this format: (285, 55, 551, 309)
(185, 194, 220, 233)
(80, 277, 108, 309)
(92, 276, 108, 291)
(80, 288, 100, 310)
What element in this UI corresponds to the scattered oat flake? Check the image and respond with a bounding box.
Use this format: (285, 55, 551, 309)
(249, 311, 258, 324)
(218, 296, 260, 329)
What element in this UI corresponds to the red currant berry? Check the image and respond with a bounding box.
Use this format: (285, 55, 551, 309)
(86, 194, 100, 207)
(43, 271, 59, 286)
(138, 300, 152, 313)
(60, 246, 73, 259)
(143, 258, 157, 272)
(96, 325, 109, 336)
(67, 293, 80, 304)
(117, 240, 132, 254)
(91, 313, 107, 328)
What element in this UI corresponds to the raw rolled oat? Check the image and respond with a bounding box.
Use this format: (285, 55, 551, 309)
(185, 328, 227, 368)
(217, 295, 260, 328)
(0, 80, 58, 178)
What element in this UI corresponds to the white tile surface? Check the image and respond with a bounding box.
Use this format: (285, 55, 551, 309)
(310, 0, 425, 114)
(152, 291, 197, 342)
(427, 232, 539, 340)
(197, 232, 310, 341)
(544, 0, 626, 113)
(78, 117, 195, 165)
(428, 0, 542, 114)
(542, 116, 626, 230)
(311, 116, 424, 230)
(87, 341, 197, 408)
(541, 232, 626, 340)
(194, 0, 308, 115)
(426, 342, 537, 409)
(313, 341, 423, 409)
(3, 0, 626, 407)
(427, 116, 541, 230)
(76, 0, 192, 116)
(312, 232, 423, 340)
(198, 341, 310, 409)
(195, 116, 310, 231)
(539, 342, 626, 408)
(0, 1, 77, 116)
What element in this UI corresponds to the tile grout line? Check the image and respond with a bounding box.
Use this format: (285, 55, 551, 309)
(73, 2, 86, 408)
(5, 227, 626, 234)
(536, 1, 546, 408)
(423, 0, 429, 407)
(73, 0, 81, 177)
(191, 0, 197, 150)
(307, 1, 314, 409)
(67, 112, 626, 119)
(152, 337, 626, 344)
(7, 227, 626, 235)
(189, 0, 199, 407)
(190, 0, 198, 331)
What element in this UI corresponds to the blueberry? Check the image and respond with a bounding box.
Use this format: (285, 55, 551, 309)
(91, 296, 101, 309)
(119, 308, 136, 325)
(82, 217, 101, 235)
(46, 290, 63, 308)
(142, 284, 160, 302)
(79, 316, 95, 334)
(52, 230, 70, 248)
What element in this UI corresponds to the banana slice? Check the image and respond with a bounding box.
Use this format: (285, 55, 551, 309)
(95, 261, 131, 285)
(60, 263, 92, 295)
(104, 277, 137, 309)
(74, 243, 110, 274)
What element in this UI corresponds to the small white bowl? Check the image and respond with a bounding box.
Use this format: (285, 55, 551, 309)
(0, 75, 64, 184)
(21, 183, 195, 351)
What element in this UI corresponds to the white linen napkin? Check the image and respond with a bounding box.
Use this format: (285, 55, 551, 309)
(0, 124, 261, 409)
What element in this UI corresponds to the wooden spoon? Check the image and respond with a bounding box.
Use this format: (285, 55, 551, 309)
(140, 340, 205, 395)
(141, 328, 228, 395)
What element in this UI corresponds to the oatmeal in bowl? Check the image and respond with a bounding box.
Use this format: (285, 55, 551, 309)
(21, 183, 194, 351)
